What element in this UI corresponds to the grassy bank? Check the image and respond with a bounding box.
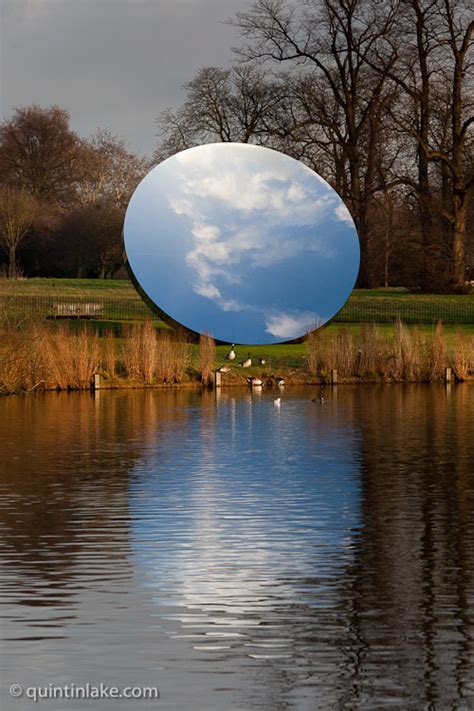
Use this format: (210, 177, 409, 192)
(1, 319, 473, 395)
(1, 279, 474, 327)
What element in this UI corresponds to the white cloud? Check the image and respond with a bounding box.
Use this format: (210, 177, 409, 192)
(192, 223, 221, 242)
(265, 311, 323, 339)
(221, 298, 246, 312)
(164, 144, 346, 313)
(335, 203, 353, 225)
(168, 197, 193, 216)
(194, 283, 221, 300)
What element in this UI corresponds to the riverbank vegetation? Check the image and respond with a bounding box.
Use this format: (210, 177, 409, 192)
(1, 319, 473, 395)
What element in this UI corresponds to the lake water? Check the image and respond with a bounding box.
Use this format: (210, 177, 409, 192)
(1, 386, 473, 710)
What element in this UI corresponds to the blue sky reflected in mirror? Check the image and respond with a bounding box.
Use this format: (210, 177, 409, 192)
(124, 143, 360, 344)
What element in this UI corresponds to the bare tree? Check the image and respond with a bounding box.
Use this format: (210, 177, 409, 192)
(229, 0, 399, 286)
(0, 105, 84, 207)
(79, 129, 149, 208)
(154, 65, 284, 161)
(0, 187, 39, 277)
(363, 0, 473, 291)
(427, 1, 473, 291)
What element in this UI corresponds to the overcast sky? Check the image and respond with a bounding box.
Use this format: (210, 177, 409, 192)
(0, 0, 249, 157)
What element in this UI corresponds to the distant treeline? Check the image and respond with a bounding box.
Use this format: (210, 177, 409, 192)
(0, 0, 472, 292)
(0, 107, 149, 280)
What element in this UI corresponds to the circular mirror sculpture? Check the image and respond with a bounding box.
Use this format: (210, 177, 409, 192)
(124, 143, 360, 344)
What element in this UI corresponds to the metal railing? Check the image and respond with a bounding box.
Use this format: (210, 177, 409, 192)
(1, 293, 474, 325)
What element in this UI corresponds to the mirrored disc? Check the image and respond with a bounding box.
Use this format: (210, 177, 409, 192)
(124, 143, 360, 344)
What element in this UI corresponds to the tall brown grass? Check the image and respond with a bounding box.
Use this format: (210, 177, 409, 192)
(449, 326, 474, 381)
(120, 321, 190, 384)
(1, 319, 472, 395)
(0, 320, 191, 393)
(102, 328, 117, 379)
(392, 319, 420, 381)
(305, 321, 472, 382)
(42, 324, 100, 389)
(155, 331, 190, 383)
(0, 320, 42, 392)
(121, 320, 157, 383)
(0, 321, 99, 392)
(199, 332, 216, 385)
(306, 328, 320, 376)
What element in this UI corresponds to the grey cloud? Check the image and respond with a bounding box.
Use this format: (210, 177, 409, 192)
(0, 0, 248, 156)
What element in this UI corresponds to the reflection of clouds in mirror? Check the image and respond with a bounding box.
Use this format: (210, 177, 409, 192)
(264, 310, 322, 340)
(335, 203, 353, 225)
(167, 144, 340, 314)
(124, 143, 360, 344)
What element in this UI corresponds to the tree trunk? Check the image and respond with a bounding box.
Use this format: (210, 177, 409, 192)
(413, 0, 437, 292)
(348, 151, 372, 288)
(8, 245, 16, 278)
(450, 192, 466, 291)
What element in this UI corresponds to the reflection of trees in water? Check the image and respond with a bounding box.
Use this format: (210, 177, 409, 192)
(1, 386, 473, 708)
(0, 390, 198, 603)
(338, 384, 474, 708)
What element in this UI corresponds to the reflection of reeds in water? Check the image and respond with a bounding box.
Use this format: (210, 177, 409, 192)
(199, 332, 216, 386)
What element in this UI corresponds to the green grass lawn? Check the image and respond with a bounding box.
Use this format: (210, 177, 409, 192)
(1, 279, 474, 335)
(0, 277, 138, 298)
(209, 323, 474, 372)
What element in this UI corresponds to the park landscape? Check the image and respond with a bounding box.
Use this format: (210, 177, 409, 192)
(0, 277, 473, 393)
(1, 1, 474, 710)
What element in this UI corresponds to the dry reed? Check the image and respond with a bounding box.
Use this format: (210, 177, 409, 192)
(305, 328, 320, 376)
(427, 321, 447, 381)
(155, 331, 189, 383)
(1, 319, 473, 395)
(0, 321, 100, 392)
(41, 324, 100, 389)
(392, 319, 420, 381)
(449, 327, 474, 381)
(199, 332, 216, 385)
(121, 323, 144, 380)
(102, 328, 117, 379)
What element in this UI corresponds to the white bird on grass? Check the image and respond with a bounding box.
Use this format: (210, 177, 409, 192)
(226, 344, 236, 361)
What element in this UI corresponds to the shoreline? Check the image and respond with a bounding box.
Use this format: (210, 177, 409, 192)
(2, 319, 473, 396)
(3, 372, 473, 397)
